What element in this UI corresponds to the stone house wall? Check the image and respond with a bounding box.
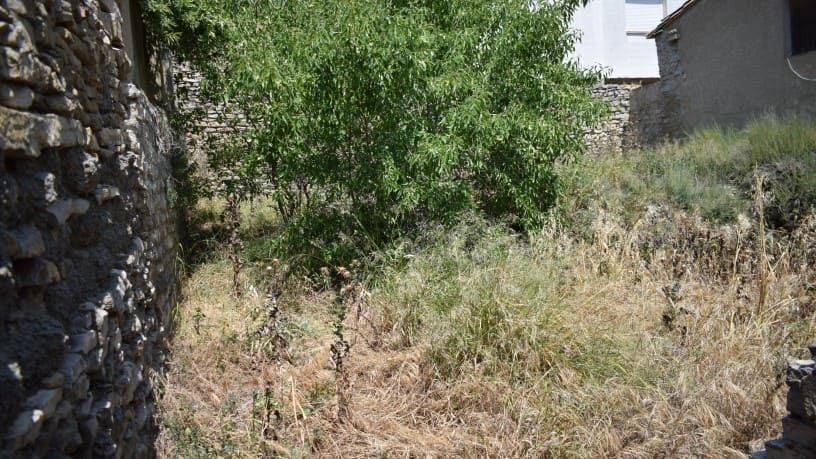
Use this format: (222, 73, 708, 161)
(0, 0, 178, 457)
(650, 0, 816, 139)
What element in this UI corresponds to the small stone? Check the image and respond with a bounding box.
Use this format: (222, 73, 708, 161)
(46, 198, 90, 225)
(0, 83, 34, 109)
(93, 184, 120, 204)
(808, 344, 816, 359)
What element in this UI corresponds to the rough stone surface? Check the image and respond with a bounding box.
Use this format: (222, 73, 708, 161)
(0, 0, 178, 457)
(759, 347, 816, 459)
(585, 83, 644, 154)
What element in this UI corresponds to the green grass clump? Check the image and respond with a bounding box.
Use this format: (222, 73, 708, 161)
(371, 217, 641, 385)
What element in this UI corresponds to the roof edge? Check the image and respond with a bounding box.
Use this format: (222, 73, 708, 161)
(646, 0, 702, 39)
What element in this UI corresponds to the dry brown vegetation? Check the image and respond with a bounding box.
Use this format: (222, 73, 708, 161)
(156, 118, 816, 458)
(156, 210, 815, 458)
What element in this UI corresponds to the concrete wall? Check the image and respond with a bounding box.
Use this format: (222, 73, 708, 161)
(571, 0, 685, 79)
(0, 0, 178, 457)
(653, 0, 816, 137)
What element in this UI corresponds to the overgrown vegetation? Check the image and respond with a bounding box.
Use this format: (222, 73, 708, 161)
(145, 0, 604, 267)
(560, 115, 816, 229)
(158, 117, 816, 457)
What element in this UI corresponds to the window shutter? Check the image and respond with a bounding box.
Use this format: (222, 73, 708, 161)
(625, 0, 664, 34)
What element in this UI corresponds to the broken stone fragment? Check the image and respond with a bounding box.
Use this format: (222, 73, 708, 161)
(46, 198, 90, 225)
(0, 105, 85, 158)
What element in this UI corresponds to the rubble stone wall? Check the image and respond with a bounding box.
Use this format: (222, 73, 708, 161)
(586, 83, 642, 154)
(0, 0, 178, 457)
(755, 346, 816, 459)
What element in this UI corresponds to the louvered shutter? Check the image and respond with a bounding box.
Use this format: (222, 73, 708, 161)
(625, 0, 663, 34)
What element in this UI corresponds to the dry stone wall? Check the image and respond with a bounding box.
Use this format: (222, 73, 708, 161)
(0, 0, 177, 457)
(754, 346, 816, 459)
(585, 83, 640, 154)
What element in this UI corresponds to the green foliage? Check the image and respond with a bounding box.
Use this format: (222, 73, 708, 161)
(560, 114, 816, 229)
(146, 0, 603, 267)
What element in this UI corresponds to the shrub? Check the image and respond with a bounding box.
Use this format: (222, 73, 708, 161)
(146, 0, 604, 266)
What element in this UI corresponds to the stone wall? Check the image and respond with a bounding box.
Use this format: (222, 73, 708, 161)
(174, 61, 246, 183)
(650, 0, 816, 138)
(0, 0, 178, 457)
(754, 346, 816, 459)
(585, 83, 641, 154)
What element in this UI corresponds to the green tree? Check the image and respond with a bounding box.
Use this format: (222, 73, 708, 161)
(146, 0, 604, 264)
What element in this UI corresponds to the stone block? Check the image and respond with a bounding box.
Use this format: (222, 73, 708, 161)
(0, 105, 84, 158)
(4, 409, 45, 449)
(0, 46, 65, 93)
(40, 372, 65, 390)
(46, 198, 90, 225)
(765, 437, 816, 459)
(95, 128, 123, 149)
(58, 353, 86, 388)
(786, 360, 816, 422)
(93, 185, 119, 204)
(0, 83, 34, 109)
(781, 415, 816, 448)
(69, 332, 97, 354)
(56, 0, 74, 25)
(23, 389, 62, 419)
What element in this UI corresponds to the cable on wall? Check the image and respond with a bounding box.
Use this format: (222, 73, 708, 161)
(786, 55, 816, 81)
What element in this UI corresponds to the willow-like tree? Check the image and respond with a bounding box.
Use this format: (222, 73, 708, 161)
(147, 0, 604, 263)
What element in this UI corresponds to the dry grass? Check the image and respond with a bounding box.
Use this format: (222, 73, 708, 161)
(156, 119, 816, 457)
(156, 203, 815, 458)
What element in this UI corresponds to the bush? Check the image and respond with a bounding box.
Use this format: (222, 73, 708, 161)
(146, 0, 604, 267)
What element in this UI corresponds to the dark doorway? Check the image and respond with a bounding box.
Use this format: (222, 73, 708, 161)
(790, 0, 816, 55)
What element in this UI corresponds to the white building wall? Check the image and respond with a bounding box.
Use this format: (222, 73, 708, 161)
(571, 0, 685, 79)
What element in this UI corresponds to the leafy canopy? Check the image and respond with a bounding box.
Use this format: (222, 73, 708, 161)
(146, 0, 603, 264)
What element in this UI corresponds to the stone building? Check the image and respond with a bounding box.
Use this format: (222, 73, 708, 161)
(646, 0, 816, 139)
(0, 0, 178, 457)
